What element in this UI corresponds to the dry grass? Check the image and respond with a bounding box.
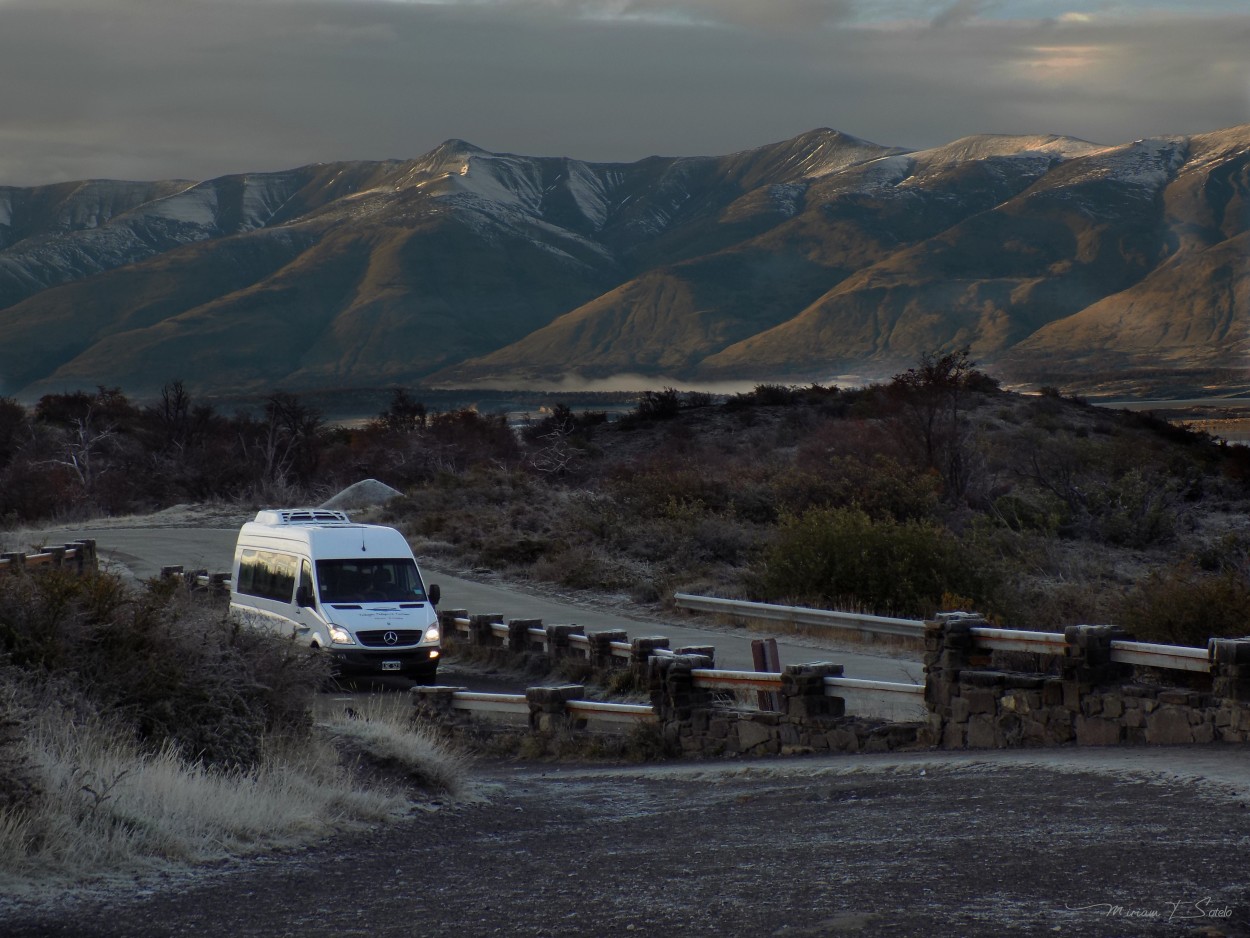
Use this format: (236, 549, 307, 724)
(0, 694, 468, 891)
(318, 695, 471, 796)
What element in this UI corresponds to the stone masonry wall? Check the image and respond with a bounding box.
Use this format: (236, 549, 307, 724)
(648, 655, 919, 757)
(923, 615, 1250, 748)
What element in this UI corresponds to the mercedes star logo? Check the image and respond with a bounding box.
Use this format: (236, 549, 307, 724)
(384, 631, 398, 646)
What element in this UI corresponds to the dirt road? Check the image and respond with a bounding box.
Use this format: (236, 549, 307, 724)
(6, 747, 1250, 938)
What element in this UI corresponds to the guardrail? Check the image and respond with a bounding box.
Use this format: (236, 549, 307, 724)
(677, 595, 1220, 680)
(673, 593, 924, 640)
(0, 540, 98, 576)
(423, 684, 661, 730)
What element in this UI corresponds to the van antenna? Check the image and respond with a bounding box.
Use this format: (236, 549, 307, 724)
(361, 526, 367, 553)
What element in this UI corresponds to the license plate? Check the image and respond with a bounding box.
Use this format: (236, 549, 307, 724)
(381, 660, 402, 672)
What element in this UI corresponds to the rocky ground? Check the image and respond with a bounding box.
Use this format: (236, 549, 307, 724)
(5, 748, 1250, 938)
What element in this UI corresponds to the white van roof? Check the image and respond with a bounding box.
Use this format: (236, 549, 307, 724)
(239, 508, 415, 561)
(253, 508, 352, 526)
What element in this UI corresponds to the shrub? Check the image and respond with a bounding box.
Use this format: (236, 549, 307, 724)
(757, 506, 989, 618)
(0, 572, 327, 769)
(1117, 562, 1250, 646)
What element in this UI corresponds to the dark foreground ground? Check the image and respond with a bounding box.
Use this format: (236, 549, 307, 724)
(5, 748, 1250, 938)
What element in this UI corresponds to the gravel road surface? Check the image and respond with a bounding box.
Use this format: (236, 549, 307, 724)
(5, 748, 1250, 938)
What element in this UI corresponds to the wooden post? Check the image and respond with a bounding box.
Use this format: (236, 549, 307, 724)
(751, 637, 782, 711)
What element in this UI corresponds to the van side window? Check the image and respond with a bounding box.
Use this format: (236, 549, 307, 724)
(237, 549, 298, 602)
(299, 560, 315, 607)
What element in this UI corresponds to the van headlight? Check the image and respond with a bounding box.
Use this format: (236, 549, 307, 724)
(328, 625, 357, 646)
(424, 625, 440, 643)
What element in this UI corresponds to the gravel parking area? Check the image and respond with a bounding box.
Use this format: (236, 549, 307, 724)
(5, 748, 1250, 938)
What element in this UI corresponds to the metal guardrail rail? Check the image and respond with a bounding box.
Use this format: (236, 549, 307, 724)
(452, 692, 530, 715)
(969, 627, 1213, 674)
(566, 700, 657, 725)
(673, 593, 924, 639)
(691, 668, 784, 692)
(448, 691, 656, 724)
(969, 627, 1069, 655)
(825, 676, 924, 697)
(1110, 639, 1210, 673)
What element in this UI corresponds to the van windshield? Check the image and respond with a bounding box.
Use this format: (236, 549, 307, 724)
(315, 558, 427, 604)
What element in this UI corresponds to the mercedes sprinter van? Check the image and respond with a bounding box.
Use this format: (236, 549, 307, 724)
(230, 508, 441, 682)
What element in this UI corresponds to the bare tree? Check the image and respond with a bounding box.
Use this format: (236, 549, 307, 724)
(889, 346, 997, 502)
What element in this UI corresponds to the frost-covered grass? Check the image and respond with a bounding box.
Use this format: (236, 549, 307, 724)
(0, 697, 467, 890)
(319, 695, 471, 796)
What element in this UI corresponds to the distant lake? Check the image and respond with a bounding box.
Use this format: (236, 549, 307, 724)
(204, 385, 1250, 445)
(1106, 398, 1250, 446)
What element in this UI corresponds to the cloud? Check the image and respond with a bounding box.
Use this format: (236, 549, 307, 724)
(0, 0, 1246, 186)
(930, 0, 1002, 28)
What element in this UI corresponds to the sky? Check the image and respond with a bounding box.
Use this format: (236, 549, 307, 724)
(1, 0, 1248, 186)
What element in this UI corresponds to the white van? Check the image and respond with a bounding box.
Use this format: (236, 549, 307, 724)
(229, 508, 442, 682)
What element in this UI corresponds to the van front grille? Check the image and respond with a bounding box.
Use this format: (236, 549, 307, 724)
(357, 630, 423, 647)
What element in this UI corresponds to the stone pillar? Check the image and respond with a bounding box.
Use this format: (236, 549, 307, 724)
(469, 613, 504, 648)
(208, 572, 230, 599)
(588, 629, 628, 670)
(160, 564, 184, 579)
(82, 539, 98, 573)
(649, 654, 714, 722)
(1210, 637, 1250, 702)
(1062, 625, 1132, 708)
(923, 613, 983, 710)
(508, 618, 543, 653)
(630, 636, 671, 678)
(526, 684, 585, 733)
(1, 552, 25, 574)
(675, 645, 716, 668)
(439, 609, 469, 646)
(782, 662, 846, 720)
(543, 624, 586, 660)
(65, 540, 93, 574)
(46, 546, 66, 569)
(922, 613, 985, 747)
(411, 685, 468, 730)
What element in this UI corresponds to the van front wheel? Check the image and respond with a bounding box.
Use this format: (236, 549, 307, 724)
(408, 664, 439, 686)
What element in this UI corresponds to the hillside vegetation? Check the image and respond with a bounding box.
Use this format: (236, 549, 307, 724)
(5, 353, 1250, 647)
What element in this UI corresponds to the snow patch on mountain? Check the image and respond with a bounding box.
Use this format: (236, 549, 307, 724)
(143, 183, 220, 227)
(798, 134, 899, 180)
(915, 134, 1103, 165)
(448, 154, 546, 214)
(237, 173, 302, 230)
(839, 153, 916, 191)
(559, 161, 614, 230)
(769, 182, 807, 217)
(1057, 137, 1188, 191)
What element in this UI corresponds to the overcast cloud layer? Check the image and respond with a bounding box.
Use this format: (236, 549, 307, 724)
(1, 0, 1248, 185)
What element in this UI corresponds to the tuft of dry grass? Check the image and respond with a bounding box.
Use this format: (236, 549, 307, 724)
(319, 695, 471, 796)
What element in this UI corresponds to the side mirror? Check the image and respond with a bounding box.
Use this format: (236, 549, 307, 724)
(296, 585, 315, 608)
(428, 584, 440, 606)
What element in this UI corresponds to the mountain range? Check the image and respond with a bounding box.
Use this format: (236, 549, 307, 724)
(1, 125, 1247, 400)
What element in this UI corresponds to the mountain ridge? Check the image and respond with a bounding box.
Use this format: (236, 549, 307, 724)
(1, 124, 1247, 399)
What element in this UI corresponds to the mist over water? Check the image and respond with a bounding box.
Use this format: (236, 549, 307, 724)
(447, 371, 885, 395)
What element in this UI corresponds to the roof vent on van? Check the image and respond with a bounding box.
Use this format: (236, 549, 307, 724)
(253, 508, 353, 526)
